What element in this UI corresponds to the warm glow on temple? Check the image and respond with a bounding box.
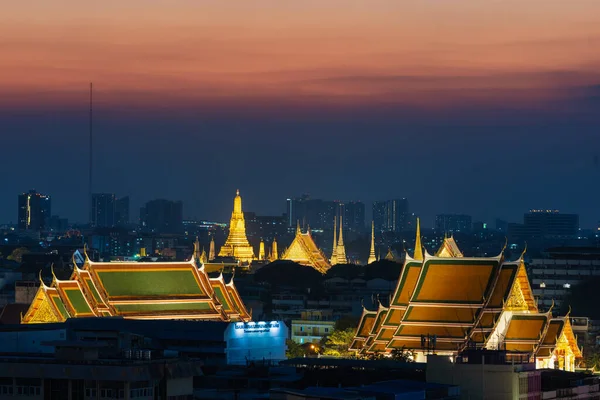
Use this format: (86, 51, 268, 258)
(21, 243, 252, 324)
(282, 223, 331, 273)
(331, 214, 347, 265)
(270, 238, 279, 262)
(218, 189, 255, 263)
(258, 239, 265, 261)
(350, 223, 582, 371)
(367, 220, 376, 264)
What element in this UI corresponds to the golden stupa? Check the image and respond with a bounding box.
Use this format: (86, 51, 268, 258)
(218, 189, 255, 263)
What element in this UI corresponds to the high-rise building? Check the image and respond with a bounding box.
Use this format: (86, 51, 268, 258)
(115, 196, 130, 227)
(91, 193, 116, 228)
(435, 214, 473, 233)
(49, 215, 69, 232)
(286, 195, 335, 231)
(286, 195, 364, 232)
(372, 198, 409, 233)
(341, 201, 365, 233)
(17, 190, 51, 231)
(508, 210, 579, 239)
(140, 199, 183, 233)
(244, 212, 287, 243)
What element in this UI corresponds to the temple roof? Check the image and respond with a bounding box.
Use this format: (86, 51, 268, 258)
(349, 227, 581, 362)
(389, 258, 422, 308)
(435, 236, 464, 258)
(410, 255, 501, 304)
(281, 229, 331, 273)
(538, 317, 582, 359)
(22, 254, 252, 324)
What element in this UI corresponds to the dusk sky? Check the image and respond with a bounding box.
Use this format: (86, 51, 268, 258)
(1, 1, 600, 227)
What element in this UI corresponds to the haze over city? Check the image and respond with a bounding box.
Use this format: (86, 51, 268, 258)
(2, 0, 600, 226)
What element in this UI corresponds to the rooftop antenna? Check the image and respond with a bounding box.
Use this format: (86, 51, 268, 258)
(88, 82, 93, 225)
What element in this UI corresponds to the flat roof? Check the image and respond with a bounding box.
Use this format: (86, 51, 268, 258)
(0, 318, 229, 341)
(280, 357, 426, 370)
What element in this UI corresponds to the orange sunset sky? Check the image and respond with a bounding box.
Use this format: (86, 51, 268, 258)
(2, 0, 600, 114)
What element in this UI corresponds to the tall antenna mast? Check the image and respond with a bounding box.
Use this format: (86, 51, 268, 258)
(89, 82, 93, 226)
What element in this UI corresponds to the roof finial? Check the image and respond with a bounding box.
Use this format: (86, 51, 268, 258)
(566, 305, 572, 318)
(502, 237, 508, 253)
(236, 189, 239, 196)
(520, 242, 528, 260)
(50, 263, 57, 285)
(548, 299, 555, 315)
(83, 243, 90, 262)
(296, 220, 301, 235)
(414, 217, 423, 261)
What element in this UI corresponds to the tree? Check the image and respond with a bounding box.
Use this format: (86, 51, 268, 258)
(364, 260, 403, 281)
(286, 339, 305, 359)
(366, 352, 385, 360)
(390, 346, 414, 362)
(325, 263, 363, 280)
(334, 316, 360, 331)
(321, 328, 356, 358)
(7, 247, 29, 264)
(583, 346, 600, 371)
(254, 261, 323, 289)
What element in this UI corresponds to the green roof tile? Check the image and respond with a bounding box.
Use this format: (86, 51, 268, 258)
(113, 302, 213, 313)
(51, 294, 70, 319)
(64, 288, 92, 315)
(97, 270, 204, 297)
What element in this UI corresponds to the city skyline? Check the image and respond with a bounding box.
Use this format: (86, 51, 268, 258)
(1, 1, 600, 228)
(3, 188, 597, 230)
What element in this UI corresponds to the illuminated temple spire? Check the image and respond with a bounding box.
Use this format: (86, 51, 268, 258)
(333, 213, 348, 265)
(193, 237, 201, 261)
(413, 217, 423, 261)
(259, 239, 265, 261)
(218, 189, 255, 263)
(209, 236, 215, 261)
(270, 238, 278, 261)
(367, 221, 377, 264)
(331, 216, 337, 263)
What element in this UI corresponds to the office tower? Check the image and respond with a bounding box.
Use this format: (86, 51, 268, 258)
(244, 212, 287, 243)
(435, 214, 473, 233)
(18, 190, 51, 231)
(286, 195, 363, 232)
(115, 196, 130, 227)
(140, 199, 183, 233)
(342, 201, 366, 233)
(91, 193, 116, 228)
(508, 210, 579, 239)
(286, 195, 334, 231)
(372, 198, 409, 233)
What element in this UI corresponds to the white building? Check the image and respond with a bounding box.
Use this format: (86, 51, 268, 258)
(225, 321, 288, 365)
(291, 310, 336, 345)
(529, 257, 600, 310)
